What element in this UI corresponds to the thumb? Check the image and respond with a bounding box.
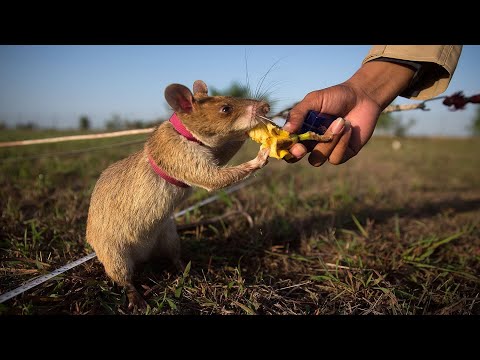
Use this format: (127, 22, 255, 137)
(282, 101, 311, 134)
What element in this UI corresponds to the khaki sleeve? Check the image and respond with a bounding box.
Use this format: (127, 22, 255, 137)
(363, 45, 463, 100)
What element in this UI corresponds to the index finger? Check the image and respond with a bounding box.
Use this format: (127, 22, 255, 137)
(282, 100, 313, 134)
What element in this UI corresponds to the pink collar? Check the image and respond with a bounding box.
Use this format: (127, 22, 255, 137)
(147, 113, 200, 188)
(169, 112, 201, 143)
(147, 153, 190, 188)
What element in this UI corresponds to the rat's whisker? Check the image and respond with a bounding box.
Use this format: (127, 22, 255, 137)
(254, 114, 267, 126)
(256, 114, 277, 127)
(258, 115, 275, 123)
(254, 58, 283, 100)
(244, 49, 252, 99)
(257, 115, 272, 121)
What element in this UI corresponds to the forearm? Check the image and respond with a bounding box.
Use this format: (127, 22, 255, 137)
(344, 60, 417, 110)
(363, 45, 463, 100)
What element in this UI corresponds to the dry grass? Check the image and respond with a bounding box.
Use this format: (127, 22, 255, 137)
(1, 130, 479, 315)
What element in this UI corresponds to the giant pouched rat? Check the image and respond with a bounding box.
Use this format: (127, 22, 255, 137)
(86, 80, 270, 310)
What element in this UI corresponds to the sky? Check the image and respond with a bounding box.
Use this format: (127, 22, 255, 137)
(0, 45, 479, 136)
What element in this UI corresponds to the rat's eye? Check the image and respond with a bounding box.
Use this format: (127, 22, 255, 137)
(220, 105, 232, 113)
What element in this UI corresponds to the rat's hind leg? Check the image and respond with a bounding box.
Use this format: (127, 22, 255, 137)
(125, 283, 147, 311)
(101, 254, 147, 311)
(152, 217, 185, 272)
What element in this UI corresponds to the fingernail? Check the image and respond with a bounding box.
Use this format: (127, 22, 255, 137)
(309, 152, 326, 167)
(331, 117, 345, 135)
(289, 144, 306, 158)
(282, 122, 294, 133)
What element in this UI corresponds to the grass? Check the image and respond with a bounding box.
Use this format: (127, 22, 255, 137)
(1, 129, 479, 315)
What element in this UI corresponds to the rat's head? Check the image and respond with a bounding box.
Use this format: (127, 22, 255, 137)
(165, 80, 270, 147)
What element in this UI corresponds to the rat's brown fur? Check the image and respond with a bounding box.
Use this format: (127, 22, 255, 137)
(86, 80, 269, 310)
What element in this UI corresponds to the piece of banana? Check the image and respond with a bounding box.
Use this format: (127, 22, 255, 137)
(248, 122, 333, 160)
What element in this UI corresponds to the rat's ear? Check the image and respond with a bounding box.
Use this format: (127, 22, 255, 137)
(193, 80, 208, 96)
(165, 84, 194, 113)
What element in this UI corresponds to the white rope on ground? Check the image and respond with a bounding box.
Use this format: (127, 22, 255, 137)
(174, 176, 259, 218)
(0, 253, 97, 304)
(1, 139, 146, 162)
(0, 175, 262, 304)
(0, 128, 154, 148)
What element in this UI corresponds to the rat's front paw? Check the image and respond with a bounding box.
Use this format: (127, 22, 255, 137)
(253, 147, 270, 169)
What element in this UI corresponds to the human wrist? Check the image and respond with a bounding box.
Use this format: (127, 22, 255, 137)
(345, 60, 417, 110)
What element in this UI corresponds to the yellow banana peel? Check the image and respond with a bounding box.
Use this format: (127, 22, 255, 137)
(248, 122, 332, 160)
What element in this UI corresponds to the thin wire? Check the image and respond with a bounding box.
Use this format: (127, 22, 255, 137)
(0, 175, 262, 303)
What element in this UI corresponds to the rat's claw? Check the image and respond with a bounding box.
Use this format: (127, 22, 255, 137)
(127, 286, 148, 312)
(254, 147, 270, 169)
(259, 147, 270, 160)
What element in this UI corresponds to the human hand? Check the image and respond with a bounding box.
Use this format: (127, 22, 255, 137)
(283, 83, 382, 166)
(282, 61, 416, 166)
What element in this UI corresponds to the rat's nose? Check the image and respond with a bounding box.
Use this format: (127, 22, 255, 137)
(258, 102, 270, 116)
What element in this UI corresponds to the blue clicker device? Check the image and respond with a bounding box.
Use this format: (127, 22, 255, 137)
(299, 110, 338, 135)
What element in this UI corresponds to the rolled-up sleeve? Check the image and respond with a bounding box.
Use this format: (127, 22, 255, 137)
(363, 45, 463, 100)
